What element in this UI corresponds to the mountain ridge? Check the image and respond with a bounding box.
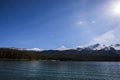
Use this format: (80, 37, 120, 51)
(6, 43, 120, 51)
(0, 43, 120, 61)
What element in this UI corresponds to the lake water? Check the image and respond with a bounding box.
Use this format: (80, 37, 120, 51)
(0, 61, 120, 80)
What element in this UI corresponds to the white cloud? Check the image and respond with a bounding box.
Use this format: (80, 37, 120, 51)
(90, 26, 120, 45)
(77, 21, 84, 25)
(91, 20, 96, 24)
(77, 20, 96, 26)
(91, 30, 116, 44)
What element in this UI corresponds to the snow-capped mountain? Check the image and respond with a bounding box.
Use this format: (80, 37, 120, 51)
(55, 43, 120, 51)
(86, 43, 112, 50)
(83, 43, 120, 51)
(73, 46, 85, 51)
(9, 43, 120, 51)
(2, 43, 120, 61)
(9, 47, 44, 51)
(26, 48, 44, 51)
(111, 44, 120, 50)
(87, 43, 105, 50)
(55, 46, 70, 51)
(55, 45, 85, 51)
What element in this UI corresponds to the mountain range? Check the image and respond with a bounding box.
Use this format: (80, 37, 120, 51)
(13, 43, 120, 51)
(0, 43, 120, 61)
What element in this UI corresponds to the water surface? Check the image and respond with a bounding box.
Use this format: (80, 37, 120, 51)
(0, 61, 120, 80)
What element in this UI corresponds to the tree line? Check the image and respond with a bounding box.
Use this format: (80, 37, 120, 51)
(0, 48, 120, 61)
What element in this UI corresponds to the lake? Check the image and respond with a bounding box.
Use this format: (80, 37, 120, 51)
(0, 61, 120, 80)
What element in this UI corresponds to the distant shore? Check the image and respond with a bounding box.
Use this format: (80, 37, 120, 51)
(0, 48, 120, 61)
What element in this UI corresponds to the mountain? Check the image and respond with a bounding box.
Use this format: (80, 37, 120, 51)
(77, 43, 120, 51)
(9, 47, 44, 51)
(0, 43, 120, 61)
(9, 43, 120, 51)
(87, 43, 106, 50)
(111, 44, 120, 50)
(55, 43, 120, 51)
(55, 46, 70, 51)
(26, 48, 44, 51)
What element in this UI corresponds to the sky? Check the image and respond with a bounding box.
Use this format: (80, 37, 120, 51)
(0, 0, 120, 49)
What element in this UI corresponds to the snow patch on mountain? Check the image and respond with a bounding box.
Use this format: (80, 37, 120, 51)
(73, 46, 85, 51)
(55, 46, 70, 51)
(111, 44, 120, 50)
(10, 43, 120, 51)
(27, 48, 44, 51)
(87, 43, 107, 50)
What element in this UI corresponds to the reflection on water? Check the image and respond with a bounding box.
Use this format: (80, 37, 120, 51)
(0, 61, 120, 80)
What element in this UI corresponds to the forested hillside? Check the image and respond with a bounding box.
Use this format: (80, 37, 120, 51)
(0, 47, 120, 61)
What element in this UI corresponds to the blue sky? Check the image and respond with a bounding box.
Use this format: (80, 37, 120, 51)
(0, 0, 120, 49)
